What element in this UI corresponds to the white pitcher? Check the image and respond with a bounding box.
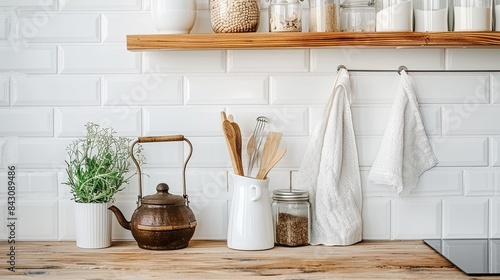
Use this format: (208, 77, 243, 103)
(227, 173, 274, 251)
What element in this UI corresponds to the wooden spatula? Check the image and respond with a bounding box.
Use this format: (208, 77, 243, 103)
(256, 148, 287, 180)
(246, 133, 255, 175)
(256, 132, 282, 179)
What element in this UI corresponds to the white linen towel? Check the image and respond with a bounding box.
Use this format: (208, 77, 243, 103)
(294, 68, 362, 246)
(368, 70, 438, 197)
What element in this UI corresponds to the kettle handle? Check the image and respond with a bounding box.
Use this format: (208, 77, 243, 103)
(130, 135, 193, 207)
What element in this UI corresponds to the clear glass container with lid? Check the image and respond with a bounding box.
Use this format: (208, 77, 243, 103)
(267, 0, 304, 32)
(340, 0, 376, 31)
(453, 0, 492, 31)
(309, 0, 340, 32)
(272, 189, 310, 247)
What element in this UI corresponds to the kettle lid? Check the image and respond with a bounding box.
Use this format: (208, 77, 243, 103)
(141, 183, 185, 205)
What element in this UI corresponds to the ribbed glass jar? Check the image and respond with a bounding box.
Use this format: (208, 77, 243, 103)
(272, 189, 310, 247)
(210, 0, 260, 33)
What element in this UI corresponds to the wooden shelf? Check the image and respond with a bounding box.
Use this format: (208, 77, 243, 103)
(127, 32, 500, 51)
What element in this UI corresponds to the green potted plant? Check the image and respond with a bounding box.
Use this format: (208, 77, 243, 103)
(65, 122, 144, 248)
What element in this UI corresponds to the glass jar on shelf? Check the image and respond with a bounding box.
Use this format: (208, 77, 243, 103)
(266, 0, 303, 32)
(309, 0, 340, 32)
(267, 0, 304, 32)
(375, 0, 413, 31)
(340, 0, 376, 32)
(210, 0, 260, 33)
(453, 0, 492, 31)
(272, 189, 310, 247)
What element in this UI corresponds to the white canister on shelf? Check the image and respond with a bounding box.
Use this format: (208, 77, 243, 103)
(151, 0, 197, 34)
(495, 0, 500, 30)
(375, 0, 413, 31)
(414, 0, 448, 31)
(453, 0, 492, 31)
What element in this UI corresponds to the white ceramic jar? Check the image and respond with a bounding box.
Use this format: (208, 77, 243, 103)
(151, 0, 197, 34)
(414, 0, 448, 32)
(496, 0, 500, 30)
(375, 0, 413, 31)
(453, 0, 492, 31)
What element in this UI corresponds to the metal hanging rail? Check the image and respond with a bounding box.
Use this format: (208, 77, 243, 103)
(337, 65, 500, 74)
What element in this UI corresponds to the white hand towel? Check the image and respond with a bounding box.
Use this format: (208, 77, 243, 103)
(294, 68, 362, 246)
(368, 70, 438, 197)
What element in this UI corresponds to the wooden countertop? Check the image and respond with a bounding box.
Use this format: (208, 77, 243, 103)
(1, 240, 497, 279)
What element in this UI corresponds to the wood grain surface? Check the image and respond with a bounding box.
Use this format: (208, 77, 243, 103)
(127, 32, 500, 50)
(1, 240, 498, 279)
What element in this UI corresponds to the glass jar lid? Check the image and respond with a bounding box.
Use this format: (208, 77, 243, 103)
(273, 189, 309, 201)
(341, 0, 374, 7)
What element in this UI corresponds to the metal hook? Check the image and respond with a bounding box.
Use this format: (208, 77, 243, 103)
(398, 65, 408, 75)
(337, 65, 347, 72)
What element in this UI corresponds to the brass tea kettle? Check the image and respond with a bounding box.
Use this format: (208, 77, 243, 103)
(109, 135, 197, 250)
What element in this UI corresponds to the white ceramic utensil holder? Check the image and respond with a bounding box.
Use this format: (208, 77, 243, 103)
(227, 173, 274, 251)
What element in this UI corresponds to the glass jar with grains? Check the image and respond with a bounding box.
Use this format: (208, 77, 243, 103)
(272, 189, 310, 247)
(309, 0, 340, 32)
(340, 0, 376, 32)
(210, 0, 260, 33)
(267, 0, 304, 32)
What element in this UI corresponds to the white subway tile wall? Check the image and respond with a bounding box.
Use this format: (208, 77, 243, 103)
(492, 75, 500, 104)
(0, 46, 57, 73)
(60, 45, 141, 74)
(18, 13, 101, 43)
(1, 3, 499, 241)
(0, 14, 7, 40)
(12, 75, 101, 106)
(102, 74, 183, 106)
(0, 77, 8, 106)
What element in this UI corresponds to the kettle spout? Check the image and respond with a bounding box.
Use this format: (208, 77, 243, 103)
(108, 205, 131, 230)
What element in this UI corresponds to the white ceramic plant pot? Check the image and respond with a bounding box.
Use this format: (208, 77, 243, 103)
(151, 0, 197, 34)
(74, 202, 112, 249)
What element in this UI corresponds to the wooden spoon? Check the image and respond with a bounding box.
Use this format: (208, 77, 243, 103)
(230, 121, 244, 176)
(222, 120, 243, 176)
(257, 148, 287, 180)
(220, 111, 228, 122)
